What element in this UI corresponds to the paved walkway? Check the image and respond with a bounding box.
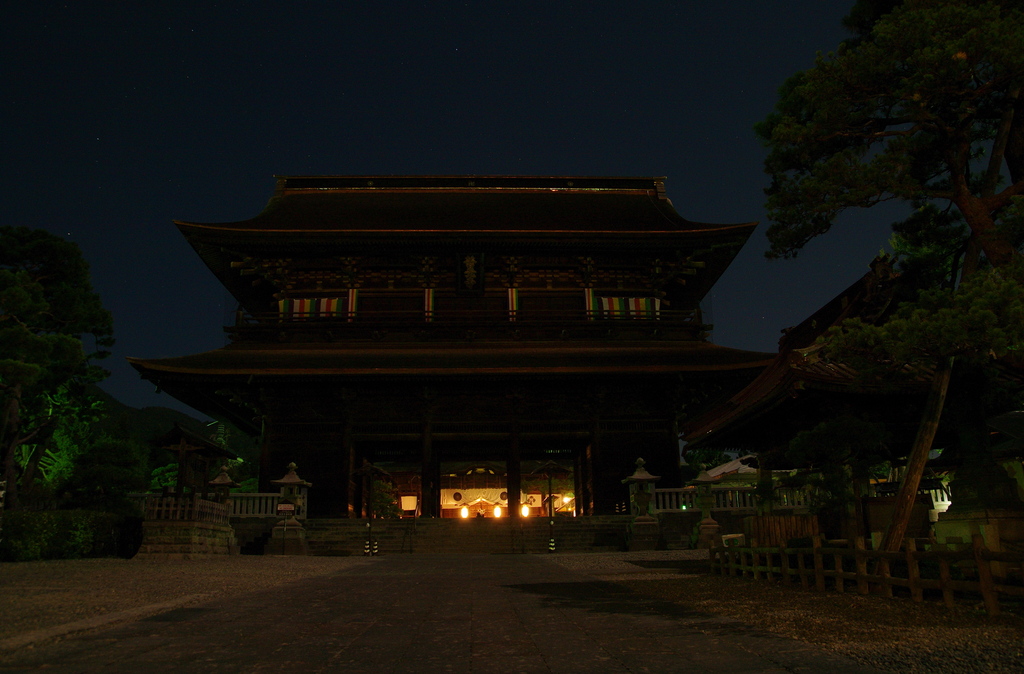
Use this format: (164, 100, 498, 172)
(1, 554, 880, 673)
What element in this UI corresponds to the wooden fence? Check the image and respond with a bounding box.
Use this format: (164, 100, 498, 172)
(743, 514, 819, 547)
(710, 533, 1024, 616)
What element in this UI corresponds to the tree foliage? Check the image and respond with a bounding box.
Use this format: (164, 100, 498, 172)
(62, 436, 149, 514)
(824, 260, 1024, 374)
(757, 0, 1024, 267)
(785, 416, 891, 532)
(1, 227, 113, 508)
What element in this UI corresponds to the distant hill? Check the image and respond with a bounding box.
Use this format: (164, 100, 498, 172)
(87, 386, 260, 469)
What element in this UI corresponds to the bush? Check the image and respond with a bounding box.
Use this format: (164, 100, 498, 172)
(0, 510, 141, 562)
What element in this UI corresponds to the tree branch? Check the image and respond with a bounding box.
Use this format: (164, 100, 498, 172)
(982, 87, 1020, 198)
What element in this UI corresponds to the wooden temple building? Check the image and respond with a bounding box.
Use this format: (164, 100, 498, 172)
(681, 256, 934, 455)
(128, 176, 772, 518)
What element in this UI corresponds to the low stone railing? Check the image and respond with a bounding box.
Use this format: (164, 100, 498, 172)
(144, 496, 229, 524)
(229, 493, 282, 518)
(131, 492, 289, 519)
(653, 486, 811, 513)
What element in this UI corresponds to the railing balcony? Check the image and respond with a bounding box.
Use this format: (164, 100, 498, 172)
(143, 495, 230, 524)
(229, 493, 284, 518)
(653, 486, 813, 513)
(227, 309, 708, 343)
(131, 492, 293, 520)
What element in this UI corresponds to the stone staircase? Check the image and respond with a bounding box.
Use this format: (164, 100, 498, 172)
(305, 515, 633, 555)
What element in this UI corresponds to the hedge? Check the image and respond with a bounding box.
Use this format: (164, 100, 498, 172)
(0, 510, 143, 562)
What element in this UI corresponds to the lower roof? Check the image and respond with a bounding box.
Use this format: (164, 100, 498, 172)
(128, 341, 773, 379)
(129, 341, 772, 434)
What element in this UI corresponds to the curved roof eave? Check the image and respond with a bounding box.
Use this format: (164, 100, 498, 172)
(127, 344, 775, 379)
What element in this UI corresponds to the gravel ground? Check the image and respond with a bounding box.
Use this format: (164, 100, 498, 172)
(549, 550, 1024, 674)
(2, 551, 1022, 673)
(0, 556, 373, 643)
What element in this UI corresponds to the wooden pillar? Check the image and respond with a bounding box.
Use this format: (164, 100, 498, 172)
(258, 422, 273, 494)
(580, 444, 594, 516)
(341, 413, 355, 518)
(573, 449, 584, 517)
(507, 418, 522, 519)
(588, 414, 603, 514)
(421, 410, 439, 517)
(257, 389, 282, 494)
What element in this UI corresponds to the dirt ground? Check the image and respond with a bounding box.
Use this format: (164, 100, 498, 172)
(2, 554, 1023, 672)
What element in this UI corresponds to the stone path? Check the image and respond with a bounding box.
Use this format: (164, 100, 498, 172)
(1, 553, 881, 673)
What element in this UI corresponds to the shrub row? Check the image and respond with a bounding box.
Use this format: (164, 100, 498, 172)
(0, 510, 143, 562)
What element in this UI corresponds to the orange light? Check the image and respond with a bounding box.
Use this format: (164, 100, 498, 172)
(460, 506, 469, 519)
(494, 506, 502, 517)
(521, 505, 530, 517)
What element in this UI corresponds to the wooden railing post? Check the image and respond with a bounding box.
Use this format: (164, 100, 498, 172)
(781, 545, 792, 586)
(797, 546, 809, 590)
(878, 555, 894, 599)
(855, 537, 869, 595)
(812, 535, 825, 591)
(905, 538, 923, 603)
(938, 552, 955, 608)
(834, 548, 845, 593)
(972, 534, 1000, 616)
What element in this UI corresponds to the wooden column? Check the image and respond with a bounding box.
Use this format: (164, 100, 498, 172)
(507, 418, 522, 519)
(341, 413, 355, 518)
(256, 391, 276, 493)
(258, 423, 273, 494)
(587, 413, 601, 515)
(580, 444, 594, 516)
(421, 410, 439, 517)
(573, 449, 584, 517)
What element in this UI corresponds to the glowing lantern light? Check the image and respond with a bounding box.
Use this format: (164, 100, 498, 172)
(494, 506, 502, 517)
(563, 496, 571, 504)
(521, 505, 530, 517)
(460, 506, 469, 519)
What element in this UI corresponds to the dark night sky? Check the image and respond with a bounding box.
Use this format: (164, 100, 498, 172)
(2, 2, 900, 417)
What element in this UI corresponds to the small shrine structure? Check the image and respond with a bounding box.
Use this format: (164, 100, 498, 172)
(136, 423, 239, 557)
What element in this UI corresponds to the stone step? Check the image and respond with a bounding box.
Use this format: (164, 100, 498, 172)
(303, 516, 632, 555)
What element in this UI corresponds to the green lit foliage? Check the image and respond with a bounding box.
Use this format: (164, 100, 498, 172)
(233, 477, 259, 493)
(1, 227, 113, 508)
(680, 447, 733, 482)
(0, 510, 134, 561)
(757, 1, 1024, 268)
(149, 463, 178, 491)
(682, 447, 731, 472)
(14, 386, 106, 495)
(371, 478, 402, 519)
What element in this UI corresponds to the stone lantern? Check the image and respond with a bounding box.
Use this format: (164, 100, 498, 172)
(692, 470, 722, 549)
(622, 457, 660, 551)
(208, 465, 239, 505)
(271, 462, 311, 520)
(265, 463, 312, 555)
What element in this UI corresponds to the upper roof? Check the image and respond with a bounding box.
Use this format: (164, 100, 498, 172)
(176, 175, 754, 237)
